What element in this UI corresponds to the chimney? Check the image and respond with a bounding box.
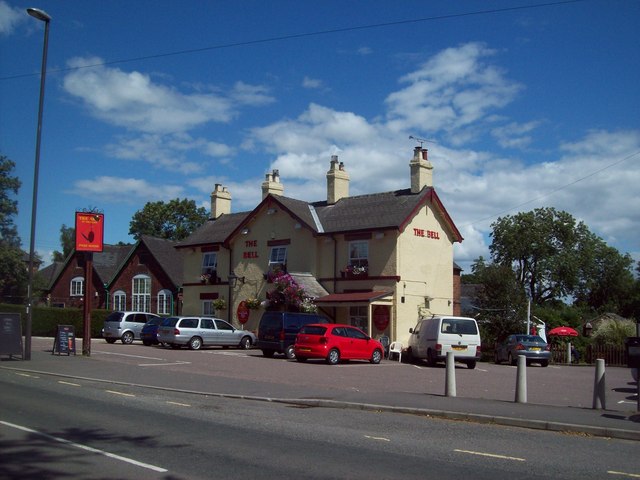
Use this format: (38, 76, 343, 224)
(210, 184, 231, 219)
(261, 169, 284, 199)
(410, 146, 433, 193)
(326, 155, 350, 204)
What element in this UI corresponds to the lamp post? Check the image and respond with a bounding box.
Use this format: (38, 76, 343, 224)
(24, 7, 51, 361)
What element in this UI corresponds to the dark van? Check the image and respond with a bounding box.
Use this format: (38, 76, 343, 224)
(258, 311, 329, 359)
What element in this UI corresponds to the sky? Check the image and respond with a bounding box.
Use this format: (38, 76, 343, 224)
(1, 0, 639, 274)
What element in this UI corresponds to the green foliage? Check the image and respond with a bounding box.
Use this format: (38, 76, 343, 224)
(129, 198, 208, 241)
(0, 155, 21, 247)
(591, 317, 636, 346)
(51, 224, 75, 262)
(2, 304, 109, 338)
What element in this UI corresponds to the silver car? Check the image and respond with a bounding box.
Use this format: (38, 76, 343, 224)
(157, 316, 256, 350)
(495, 334, 551, 367)
(102, 311, 161, 344)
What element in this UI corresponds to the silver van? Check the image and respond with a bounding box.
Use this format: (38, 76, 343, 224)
(102, 311, 160, 344)
(407, 315, 481, 369)
(157, 316, 257, 350)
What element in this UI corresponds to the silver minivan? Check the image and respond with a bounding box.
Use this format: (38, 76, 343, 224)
(102, 311, 160, 344)
(157, 316, 257, 350)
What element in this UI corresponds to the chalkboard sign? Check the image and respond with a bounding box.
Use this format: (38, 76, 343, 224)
(53, 325, 76, 356)
(0, 313, 23, 358)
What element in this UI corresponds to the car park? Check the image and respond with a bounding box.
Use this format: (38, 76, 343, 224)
(257, 311, 329, 359)
(157, 316, 256, 350)
(495, 334, 551, 367)
(102, 311, 161, 344)
(140, 316, 165, 346)
(294, 323, 385, 365)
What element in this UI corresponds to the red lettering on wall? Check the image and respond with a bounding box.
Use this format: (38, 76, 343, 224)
(414, 229, 440, 240)
(245, 240, 257, 247)
(243, 251, 259, 259)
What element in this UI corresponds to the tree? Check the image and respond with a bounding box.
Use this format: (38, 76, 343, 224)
(51, 224, 75, 262)
(0, 155, 26, 302)
(490, 207, 600, 305)
(129, 198, 208, 241)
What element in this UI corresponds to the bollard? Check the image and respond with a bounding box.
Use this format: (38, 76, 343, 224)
(567, 342, 572, 365)
(515, 355, 527, 403)
(445, 351, 456, 397)
(592, 358, 606, 410)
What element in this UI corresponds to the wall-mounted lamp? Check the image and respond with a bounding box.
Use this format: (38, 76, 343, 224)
(228, 273, 245, 287)
(583, 322, 593, 337)
(241, 227, 250, 235)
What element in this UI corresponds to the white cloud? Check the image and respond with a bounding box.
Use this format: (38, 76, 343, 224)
(68, 176, 184, 203)
(302, 76, 324, 89)
(0, 1, 24, 35)
(230, 81, 275, 106)
(63, 56, 235, 133)
(491, 121, 541, 149)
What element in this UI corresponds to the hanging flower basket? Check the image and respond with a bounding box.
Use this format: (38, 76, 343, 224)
(212, 298, 227, 310)
(245, 298, 261, 310)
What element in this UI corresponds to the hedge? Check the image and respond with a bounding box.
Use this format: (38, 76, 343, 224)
(1, 303, 110, 338)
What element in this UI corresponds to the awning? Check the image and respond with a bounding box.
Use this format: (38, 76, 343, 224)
(314, 291, 393, 307)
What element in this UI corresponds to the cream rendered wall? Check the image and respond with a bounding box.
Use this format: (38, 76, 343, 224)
(395, 202, 455, 345)
(181, 245, 230, 317)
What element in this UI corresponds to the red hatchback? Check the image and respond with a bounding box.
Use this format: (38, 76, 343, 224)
(294, 324, 385, 365)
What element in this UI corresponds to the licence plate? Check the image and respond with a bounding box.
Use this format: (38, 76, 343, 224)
(452, 345, 467, 351)
(264, 335, 274, 340)
(298, 347, 311, 352)
(530, 347, 541, 351)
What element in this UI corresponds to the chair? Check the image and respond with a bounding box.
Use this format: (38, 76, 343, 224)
(388, 341, 403, 362)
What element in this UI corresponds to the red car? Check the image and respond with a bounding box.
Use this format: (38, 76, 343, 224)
(294, 324, 385, 365)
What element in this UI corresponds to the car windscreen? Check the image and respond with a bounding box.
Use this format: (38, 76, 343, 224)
(104, 312, 124, 324)
(299, 325, 327, 335)
(517, 335, 546, 343)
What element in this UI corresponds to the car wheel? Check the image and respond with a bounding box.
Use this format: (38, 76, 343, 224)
(105, 338, 116, 344)
(262, 349, 275, 358)
(142, 340, 152, 346)
(188, 337, 203, 350)
(285, 344, 296, 360)
(466, 360, 476, 369)
(426, 348, 437, 367)
(508, 353, 517, 366)
(326, 348, 340, 365)
(371, 349, 382, 364)
(239, 336, 252, 350)
(296, 356, 308, 363)
(121, 332, 134, 345)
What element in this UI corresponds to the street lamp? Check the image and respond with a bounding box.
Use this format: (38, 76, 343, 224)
(24, 7, 51, 361)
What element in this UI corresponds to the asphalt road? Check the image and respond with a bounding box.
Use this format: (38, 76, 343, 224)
(2, 366, 640, 480)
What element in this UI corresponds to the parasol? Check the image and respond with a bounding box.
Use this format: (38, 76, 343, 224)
(547, 326, 579, 337)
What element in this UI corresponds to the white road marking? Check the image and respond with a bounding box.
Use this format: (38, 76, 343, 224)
(364, 435, 390, 442)
(454, 449, 525, 462)
(608, 471, 640, 478)
(93, 351, 165, 360)
(0, 420, 168, 473)
(16, 373, 39, 378)
(106, 390, 135, 397)
(166, 401, 191, 407)
(138, 361, 191, 367)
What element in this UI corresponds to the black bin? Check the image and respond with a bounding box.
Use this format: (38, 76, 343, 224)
(625, 337, 640, 369)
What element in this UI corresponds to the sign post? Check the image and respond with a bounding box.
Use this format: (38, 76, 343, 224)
(75, 212, 104, 357)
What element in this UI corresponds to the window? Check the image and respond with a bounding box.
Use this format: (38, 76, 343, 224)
(202, 252, 217, 275)
(349, 306, 368, 334)
(113, 290, 126, 311)
(201, 318, 215, 329)
(70, 277, 84, 297)
(215, 320, 234, 331)
(157, 289, 171, 315)
(349, 241, 369, 269)
(268, 246, 287, 271)
(132, 275, 151, 312)
(202, 300, 214, 316)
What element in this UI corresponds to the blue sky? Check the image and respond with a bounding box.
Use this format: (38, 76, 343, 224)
(1, 0, 639, 273)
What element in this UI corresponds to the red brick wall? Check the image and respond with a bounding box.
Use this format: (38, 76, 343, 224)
(48, 253, 104, 309)
(452, 267, 461, 316)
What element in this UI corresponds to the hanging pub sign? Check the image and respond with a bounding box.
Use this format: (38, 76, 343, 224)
(237, 301, 250, 325)
(75, 212, 104, 252)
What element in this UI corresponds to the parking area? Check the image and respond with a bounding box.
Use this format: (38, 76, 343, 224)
(29, 337, 640, 412)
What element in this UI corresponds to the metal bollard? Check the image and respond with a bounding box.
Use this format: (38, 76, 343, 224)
(567, 342, 572, 365)
(592, 358, 606, 410)
(515, 355, 527, 403)
(445, 351, 456, 397)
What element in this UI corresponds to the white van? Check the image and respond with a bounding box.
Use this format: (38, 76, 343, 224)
(407, 316, 481, 369)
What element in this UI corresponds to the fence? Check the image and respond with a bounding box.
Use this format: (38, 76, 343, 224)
(551, 344, 627, 366)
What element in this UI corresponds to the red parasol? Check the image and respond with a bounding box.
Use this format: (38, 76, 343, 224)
(547, 326, 579, 337)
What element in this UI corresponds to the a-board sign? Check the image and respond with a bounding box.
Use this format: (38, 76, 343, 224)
(0, 313, 23, 358)
(53, 325, 76, 356)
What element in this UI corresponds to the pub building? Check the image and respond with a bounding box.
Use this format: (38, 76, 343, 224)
(176, 147, 463, 346)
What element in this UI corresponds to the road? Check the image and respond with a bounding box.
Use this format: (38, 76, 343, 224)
(1, 360, 639, 479)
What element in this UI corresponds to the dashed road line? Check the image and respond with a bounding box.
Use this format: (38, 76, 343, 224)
(58, 381, 81, 387)
(454, 449, 525, 462)
(364, 435, 390, 442)
(106, 390, 135, 397)
(608, 471, 640, 478)
(138, 361, 191, 367)
(167, 401, 191, 407)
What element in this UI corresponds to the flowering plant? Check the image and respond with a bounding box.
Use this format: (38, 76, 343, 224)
(212, 298, 227, 310)
(200, 273, 212, 283)
(266, 270, 313, 311)
(245, 297, 261, 310)
(345, 264, 368, 276)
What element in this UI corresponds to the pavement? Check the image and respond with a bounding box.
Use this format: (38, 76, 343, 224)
(2, 337, 639, 442)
